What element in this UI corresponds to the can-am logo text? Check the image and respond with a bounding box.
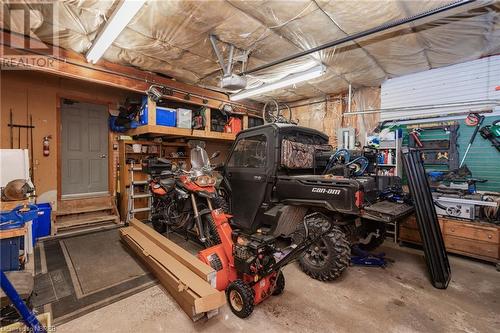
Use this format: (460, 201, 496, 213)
(311, 188, 341, 195)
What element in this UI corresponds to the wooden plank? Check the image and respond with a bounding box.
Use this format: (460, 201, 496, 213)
(0, 200, 29, 211)
(129, 219, 214, 282)
(147, 96, 157, 125)
(0, 225, 27, 239)
(127, 124, 236, 141)
(120, 227, 225, 319)
(120, 232, 200, 318)
(243, 114, 249, 130)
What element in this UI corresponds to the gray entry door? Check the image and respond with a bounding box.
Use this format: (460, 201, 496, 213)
(61, 101, 108, 196)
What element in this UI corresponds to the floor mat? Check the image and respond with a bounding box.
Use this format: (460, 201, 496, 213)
(33, 229, 156, 324)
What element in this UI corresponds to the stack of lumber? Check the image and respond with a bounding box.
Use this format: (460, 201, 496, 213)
(120, 219, 225, 321)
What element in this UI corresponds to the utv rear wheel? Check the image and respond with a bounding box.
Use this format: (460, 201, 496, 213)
(299, 225, 350, 281)
(226, 280, 255, 318)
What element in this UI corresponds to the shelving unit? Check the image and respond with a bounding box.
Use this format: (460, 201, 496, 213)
(118, 140, 190, 221)
(126, 96, 256, 141)
(374, 135, 403, 177)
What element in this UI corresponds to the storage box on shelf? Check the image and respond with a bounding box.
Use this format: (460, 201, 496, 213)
(399, 214, 500, 264)
(130, 96, 258, 141)
(118, 140, 190, 222)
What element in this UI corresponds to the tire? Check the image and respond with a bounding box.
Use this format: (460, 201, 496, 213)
(202, 214, 221, 247)
(151, 216, 166, 234)
(298, 220, 350, 281)
(226, 280, 255, 318)
(358, 222, 386, 251)
(151, 198, 167, 233)
(208, 254, 223, 271)
(272, 271, 285, 296)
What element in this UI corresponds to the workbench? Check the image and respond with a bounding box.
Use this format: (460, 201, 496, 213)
(399, 214, 500, 265)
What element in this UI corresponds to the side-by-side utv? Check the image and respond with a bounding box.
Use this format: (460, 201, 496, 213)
(219, 123, 413, 281)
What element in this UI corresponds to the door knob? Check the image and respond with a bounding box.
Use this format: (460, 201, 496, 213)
(100, 154, 107, 158)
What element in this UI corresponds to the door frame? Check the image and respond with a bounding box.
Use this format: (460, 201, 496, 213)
(56, 94, 114, 201)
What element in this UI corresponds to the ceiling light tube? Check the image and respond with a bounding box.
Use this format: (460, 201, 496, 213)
(230, 65, 326, 101)
(86, 0, 146, 64)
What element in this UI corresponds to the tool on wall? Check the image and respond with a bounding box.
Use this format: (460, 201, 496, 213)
(408, 123, 459, 170)
(409, 128, 423, 148)
(480, 119, 500, 152)
(459, 113, 485, 167)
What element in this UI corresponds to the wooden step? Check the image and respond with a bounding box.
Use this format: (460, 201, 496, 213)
(55, 215, 119, 233)
(59, 195, 114, 212)
(56, 205, 113, 216)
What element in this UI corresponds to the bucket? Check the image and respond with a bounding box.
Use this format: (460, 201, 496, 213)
(36, 203, 52, 239)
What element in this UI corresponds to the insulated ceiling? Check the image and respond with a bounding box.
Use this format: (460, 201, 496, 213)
(2, 0, 500, 103)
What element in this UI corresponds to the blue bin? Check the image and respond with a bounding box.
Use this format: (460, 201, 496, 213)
(156, 107, 177, 126)
(139, 96, 177, 127)
(0, 237, 21, 271)
(35, 203, 51, 239)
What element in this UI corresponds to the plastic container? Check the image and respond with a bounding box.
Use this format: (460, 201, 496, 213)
(224, 117, 242, 134)
(35, 203, 51, 239)
(177, 108, 192, 129)
(156, 107, 177, 126)
(138, 96, 177, 127)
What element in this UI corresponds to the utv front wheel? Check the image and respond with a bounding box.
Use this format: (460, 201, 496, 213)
(299, 225, 350, 281)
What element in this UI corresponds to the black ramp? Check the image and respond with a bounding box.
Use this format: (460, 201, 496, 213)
(402, 148, 451, 289)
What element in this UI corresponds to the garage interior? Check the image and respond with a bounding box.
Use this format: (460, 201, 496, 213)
(0, 0, 499, 332)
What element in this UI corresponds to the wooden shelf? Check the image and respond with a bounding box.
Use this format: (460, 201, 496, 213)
(127, 124, 236, 141)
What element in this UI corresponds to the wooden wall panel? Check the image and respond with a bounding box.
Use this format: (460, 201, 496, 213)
(1, 70, 131, 206)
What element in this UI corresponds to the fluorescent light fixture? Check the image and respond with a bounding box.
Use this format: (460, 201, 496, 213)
(86, 0, 146, 63)
(230, 65, 325, 101)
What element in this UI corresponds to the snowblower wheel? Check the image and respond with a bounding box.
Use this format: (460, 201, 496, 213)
(272, 271, 285, 296)
(298, 218, 350, 281)
(226, 280, 255, 318)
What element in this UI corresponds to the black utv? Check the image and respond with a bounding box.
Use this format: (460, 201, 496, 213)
(220, 123, 413, 281)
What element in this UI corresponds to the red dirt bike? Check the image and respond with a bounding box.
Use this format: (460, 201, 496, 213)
(146, 143, 226, 247)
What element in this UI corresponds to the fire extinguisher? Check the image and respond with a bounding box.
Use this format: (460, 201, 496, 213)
(43, 135, 51, 156)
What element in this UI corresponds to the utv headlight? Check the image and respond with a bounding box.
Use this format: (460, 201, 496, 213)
(194, 175, 216, 187)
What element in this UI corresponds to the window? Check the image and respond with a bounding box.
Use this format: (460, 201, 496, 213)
(228, 135, 267, 168)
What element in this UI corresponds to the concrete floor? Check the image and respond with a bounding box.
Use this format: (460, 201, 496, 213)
(57, 242, 500, 333)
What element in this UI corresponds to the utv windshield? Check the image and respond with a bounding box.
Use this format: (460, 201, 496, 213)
(191, 146, 210, 171)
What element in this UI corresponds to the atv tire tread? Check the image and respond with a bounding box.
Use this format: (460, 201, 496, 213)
(299, 218, 350, 281)
(204, 214, 221, 246)
(226, 280, 255, 318)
